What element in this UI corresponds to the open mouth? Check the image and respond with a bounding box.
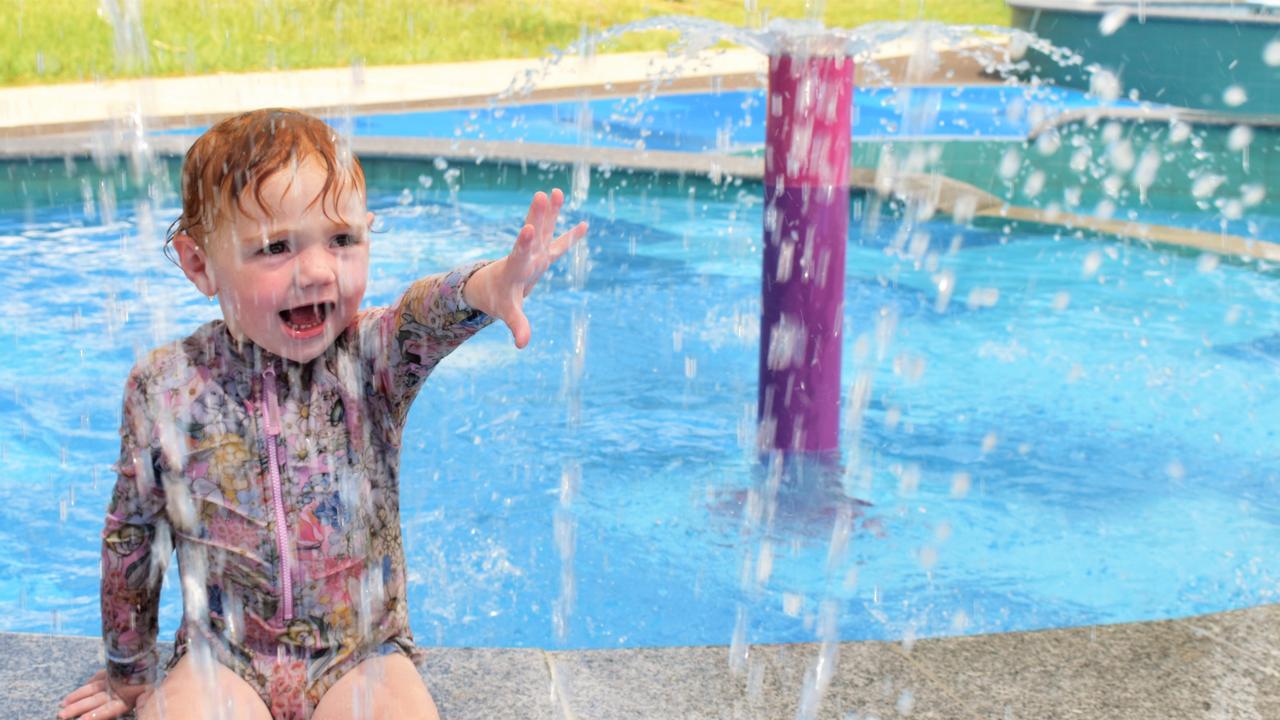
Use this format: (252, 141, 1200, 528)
(279, 303, 333, 336)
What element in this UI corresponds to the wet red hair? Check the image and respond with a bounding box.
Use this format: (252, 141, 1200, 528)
(165, 108, 365, 252)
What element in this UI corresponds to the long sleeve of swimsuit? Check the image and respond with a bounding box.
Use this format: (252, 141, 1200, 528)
(100, 365, 170, 687)
(362, 261, 494, 429)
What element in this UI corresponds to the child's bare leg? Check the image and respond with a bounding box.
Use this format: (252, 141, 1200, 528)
(136, 653, 271, 720)
(312, 653, 440, 720)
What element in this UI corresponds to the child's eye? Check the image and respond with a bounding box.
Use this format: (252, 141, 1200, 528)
(260, 240, 290, 256)
(333, 233, 361, 247)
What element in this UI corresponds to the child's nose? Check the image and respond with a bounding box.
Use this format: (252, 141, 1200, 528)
(293, 245, 337, 289)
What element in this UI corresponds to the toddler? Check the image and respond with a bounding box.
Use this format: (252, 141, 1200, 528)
(57, 108, 587, 720)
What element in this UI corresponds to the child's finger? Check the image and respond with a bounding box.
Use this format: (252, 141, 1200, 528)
(57, 690, 109, 719)
(540, 189, 565, 243)
(522, 192, 549, 238)
(548, 189, 564, 225)
(514, 223, 536, 254)
(548, 222, 590, 259)
(508, 308, 532, 349)
(61, 676, 107, 706)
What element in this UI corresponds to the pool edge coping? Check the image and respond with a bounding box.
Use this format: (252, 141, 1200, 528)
(7, 602, 1279, 719)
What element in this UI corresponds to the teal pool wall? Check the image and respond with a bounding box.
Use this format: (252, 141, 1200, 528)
(1013, 4, 1280, 114)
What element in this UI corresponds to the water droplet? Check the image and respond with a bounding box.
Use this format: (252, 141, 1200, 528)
(1242, 183, 1266, 206)
(981, 432, 999, 454)
(1169, 121, 1192, 144)
(935, 522, 953, 543)
(1266, 39, 1280, 66)
(766, 314, 807, 370)
(1066, 364, 1085, 384)
(897, 463, 921, 496)
(1108, 139, 1135, 172)
(894, 353, 927, 383)
(843, 567, 859, 591)
(1228, 125, 1253, 152)
(965, 287, 1000, 309)
(998, 147, 1022, 181)
(1023, 170, 1045, 198)
(1166, 460, 1186, 480)
(1090, 69, 1122, 102)
(1035, 129, 1062, 156)
(1069, 147, 1091, 174)
(1223, 85, 1248, 108)
(1196, 254, 1220, 273)
(1192, 173, 1226, 200)
(933, 269, 955, 313)
(755, 541, 774, 586)
(1098, 8, 1130, 36)
(729, 605, 750, 675)
(950, 472, 971, 499)
(782, 593, 804, 617)
(1051, 291, 1071, 311)
(1082, 249, 1103, 278)
(1063, 186, 1083, 209)
(1219, 198, 1244, 220)
(919, 546, 938, 571)
(1132, 148, 1161, 194)
(897, 689, 916, 715)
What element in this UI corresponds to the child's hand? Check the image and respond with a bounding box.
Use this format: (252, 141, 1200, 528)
(57, 669, 153, 720)
(464, 188, 589, 348)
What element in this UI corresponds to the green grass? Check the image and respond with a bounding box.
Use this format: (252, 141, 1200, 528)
(2, 1, 1010, 86)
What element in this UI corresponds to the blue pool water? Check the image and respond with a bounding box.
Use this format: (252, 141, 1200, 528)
(2, 168, 1279, 650)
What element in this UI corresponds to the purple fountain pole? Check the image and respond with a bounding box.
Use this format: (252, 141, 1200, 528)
(758, 38, 853, 455)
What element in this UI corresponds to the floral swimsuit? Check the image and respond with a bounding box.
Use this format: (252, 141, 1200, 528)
(100, 264, 491, 718)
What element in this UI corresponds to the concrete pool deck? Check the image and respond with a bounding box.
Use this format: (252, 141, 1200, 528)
(6, 602, 1280, 719)
(5, 40, 1280, 720)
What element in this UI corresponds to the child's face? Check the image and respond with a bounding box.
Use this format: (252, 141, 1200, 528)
(191, 158, 371, 363)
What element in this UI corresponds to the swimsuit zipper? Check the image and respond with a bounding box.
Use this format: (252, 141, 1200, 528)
(261, 367, 294, 622)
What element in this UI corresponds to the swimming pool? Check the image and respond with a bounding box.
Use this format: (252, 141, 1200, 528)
(2, 152, 1279, 650)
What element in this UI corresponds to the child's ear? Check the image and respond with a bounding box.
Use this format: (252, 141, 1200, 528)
(173, 233, 218, 298)
(366, 210, 375, 229)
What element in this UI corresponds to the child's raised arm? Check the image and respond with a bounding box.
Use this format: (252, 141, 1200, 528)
(364, 188, 587, 426)
(461, 189, 589, 348)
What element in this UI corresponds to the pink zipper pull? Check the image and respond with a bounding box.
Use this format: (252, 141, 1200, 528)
(262, 368, 281, 436)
